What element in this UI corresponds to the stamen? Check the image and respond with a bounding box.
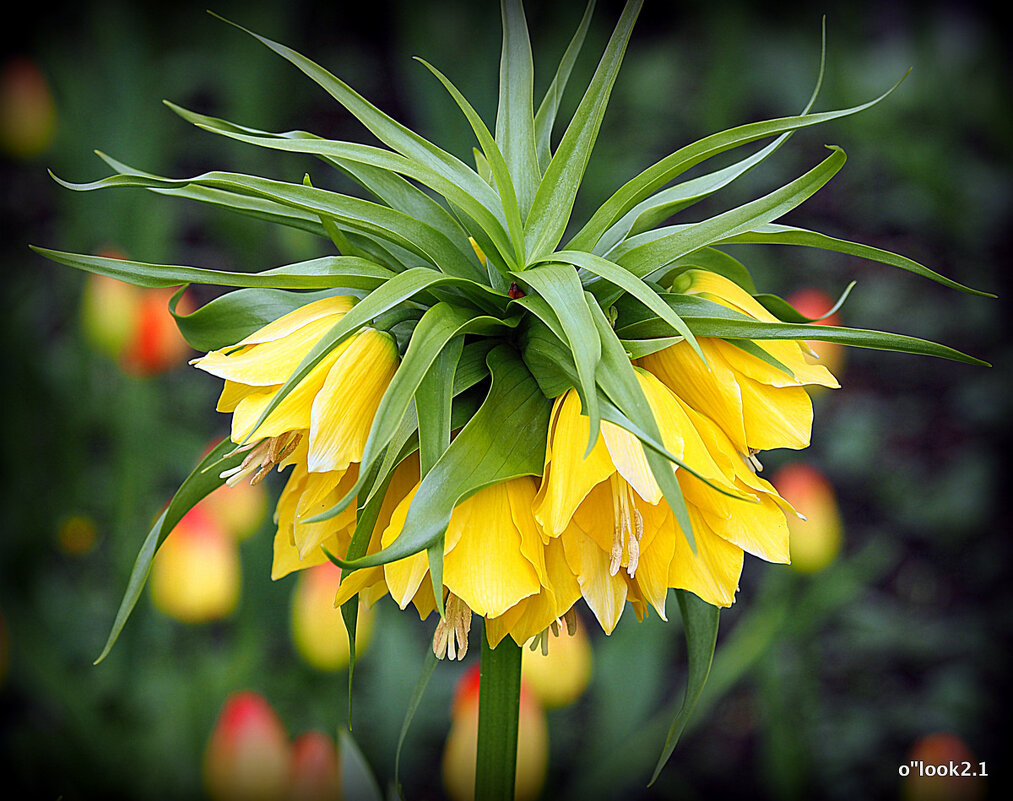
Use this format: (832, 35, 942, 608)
(219, 433, 303, 487)
(746, 449, 764, 473)
(563, 608, 578, 636)
(609, 474, 645, 577)
(432, 594, 472, 661)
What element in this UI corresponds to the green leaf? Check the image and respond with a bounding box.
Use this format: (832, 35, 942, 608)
(648, 590, 720, 785)
(542, 249, 704, 361)
(618, 294, 990, 366)
(720, 223, 994, 297)
(533, 0, 596, 172)
(212, 13, 495, 205)
(753, 281, 855, 324)
(94, 438, 244, 664)
(168, 102, 511, 268)
(614, 146, 848, 279)
(415, 57, 525, 266)
(169, 287, 352, 351)
(496, 0, 540, 216)
(31, 246, 393, 291)
(394, 648, 439, 798)
(512, 263, 602, 455)
(655, 247, 757, 294)
(338, 730, 385, 801)
(525, 0, 643, 260)
(329, 345, 550, 569)
(568, 73, 907, 251)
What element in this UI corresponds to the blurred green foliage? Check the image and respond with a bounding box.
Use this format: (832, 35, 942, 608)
(2, 1, 1008, 799)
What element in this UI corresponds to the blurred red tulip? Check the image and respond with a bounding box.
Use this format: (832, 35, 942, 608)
(288, 731, 342, 801)
(121, 286, 193, 376)
(902, 732, 986, 801)
(521, 618, 592, 709)
(291, 562, 373, 672)
(150, 506, 240, 623)
(787, 287, 845, 377)
(0, 57, 55, 158)
(205, 692, 291, 801)
(771, 462, 843, 573)
(442, 665, 548, 801)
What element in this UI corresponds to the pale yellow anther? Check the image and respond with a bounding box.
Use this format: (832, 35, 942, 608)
(433, 594, 473, 661)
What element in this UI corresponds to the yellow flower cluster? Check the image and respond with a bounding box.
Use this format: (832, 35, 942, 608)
(194, 270, 838, 656)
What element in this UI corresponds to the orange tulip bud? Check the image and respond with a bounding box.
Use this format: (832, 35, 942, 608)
(204, 692, 291, 801)
(150, 506, 240, 623)
(902, 732, 986, 801)
(521, 618, 592, 708)
(442, 665, 548, 801)
(0, 57, 55, 158)
(203, 480, 269, 542)
(291, 562, 373, 672)
(786, 288, 845, 377)
(121, 286, 192, 376)
(288, 731, 342, 801)
(771, 462, 843, 573)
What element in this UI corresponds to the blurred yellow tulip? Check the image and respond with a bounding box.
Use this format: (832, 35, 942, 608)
(291, 562, 373, 672)
(442, 665, 548, 801)
(203, 479, 269, 542)
(204, 691, 291, 801)
(521, 617, 592, 708)
(770, 462, 843, 574)
(150, 506, 240, 623)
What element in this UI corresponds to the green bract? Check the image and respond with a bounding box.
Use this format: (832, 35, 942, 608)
(35, 0, 989, 785)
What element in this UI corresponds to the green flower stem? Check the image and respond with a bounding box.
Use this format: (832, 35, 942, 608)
(475, 628, 522, 801)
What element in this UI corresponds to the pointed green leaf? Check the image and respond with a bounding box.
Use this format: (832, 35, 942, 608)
(394, 648, 439, 798)
(94, 438, 244, 663)
(525, 0, 643, 260)
(533, 0, 596, 171)
(649, 590, 720, 785)
(496, 0, 540, 216)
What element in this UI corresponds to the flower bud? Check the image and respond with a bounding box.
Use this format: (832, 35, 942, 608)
(786, 288, 845, 378)
(204, 691, 291, 801)
(57, 514, 99, 555)
(150, 506, 240, 623)
(771, 462, 842, 573)
(521, 619, 592, 708)
(202, 480, 269, 542)
(0, 57, 55, 158)
(903, 732, 986, 801)
(81, 272, 140, 361)
(291, 562, 373, 672)
(288, 731, 342, 801)
(121, 286, 192, 376)
(442, 665, 548, 801)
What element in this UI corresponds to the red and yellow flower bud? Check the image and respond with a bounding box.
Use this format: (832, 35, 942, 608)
(902, 732, 986, 801)
(770, 462, 842, 573)
(291, 562, 373, 672)
(203, 480, 269, 542)
(0, 57, 55, 158)
(121, 286, 193, 376)
(442, 665, 548, 801)
(204, 691, 291, 801)
(288, 731, 342, 801)
(150, 506, 240, 623)
(521, 618, 592, 709)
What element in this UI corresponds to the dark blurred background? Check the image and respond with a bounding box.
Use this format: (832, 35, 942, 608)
(2, 1, 1009, 799)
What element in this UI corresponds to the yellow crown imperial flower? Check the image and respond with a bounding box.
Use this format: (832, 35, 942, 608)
(39, 0, 989, 793)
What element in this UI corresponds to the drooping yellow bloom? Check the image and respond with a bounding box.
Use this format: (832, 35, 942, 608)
(192, 295, 400, 577)
(533, 368, 794, 632)
(639, 270, 838, 453)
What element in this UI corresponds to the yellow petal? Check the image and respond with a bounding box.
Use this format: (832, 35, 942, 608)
(668, 507, 744, 608)
(533, 391, 615, 537)
(381, 486, 429, 609)
(194, 316, 351, 386)
(631, 517, 677, 621)
(443, 481, 541, 618)
(716, 338, 838, 389)
(307, 330, 399, 472)
(739, 379, 814, 451)
(333, 565, 386, 607)
(561, 527, 628, 634)
(232, 295, 355, 347)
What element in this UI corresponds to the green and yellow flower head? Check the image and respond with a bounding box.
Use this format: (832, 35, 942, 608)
(35, 0, 989, 788)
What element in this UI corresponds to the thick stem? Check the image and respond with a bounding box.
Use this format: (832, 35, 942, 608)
(475, 627, 522, 801)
